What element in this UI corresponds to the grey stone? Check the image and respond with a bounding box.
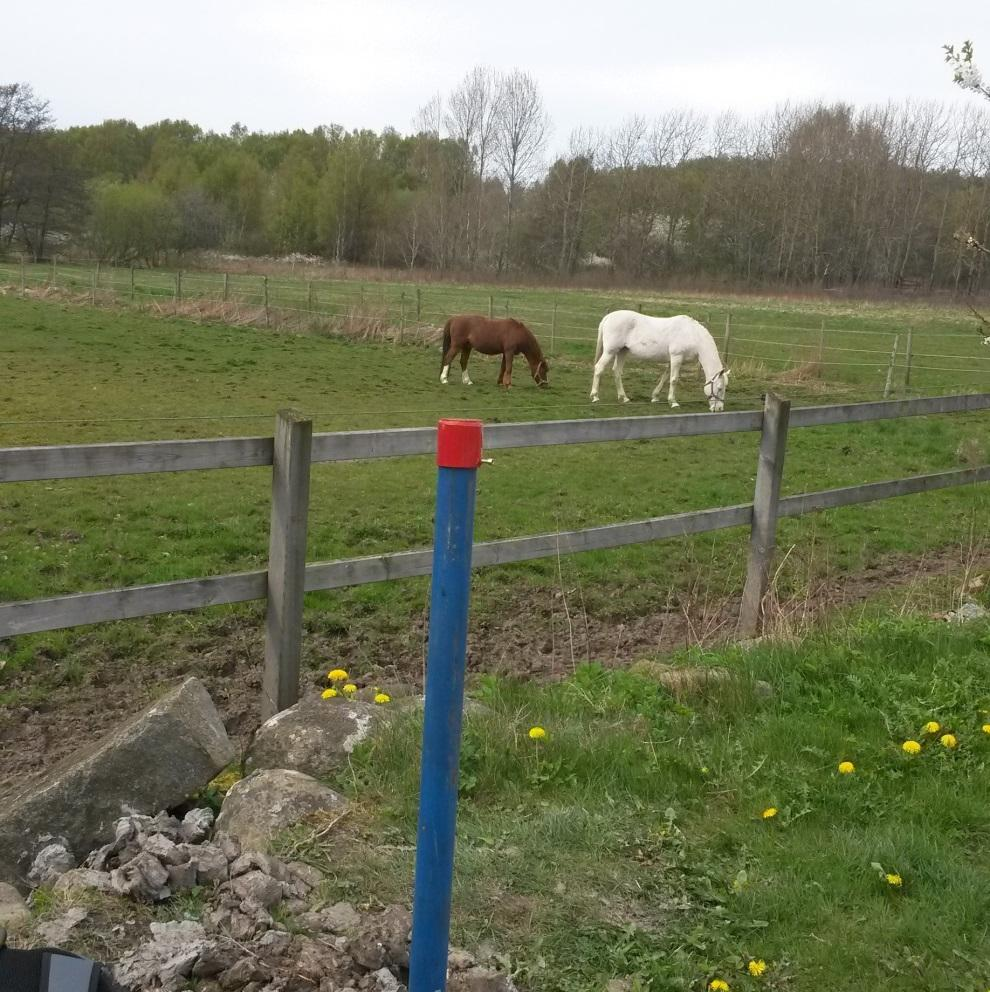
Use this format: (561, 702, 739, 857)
(230, 852, 291, 882)
(287, 861, 323, 891)
(53, 868, 115, 896)
(322, 901, 361, 934)
(27, 842, 75, 886)
(216, 833, 242, 863)
(245, 698, 388, 779)
(0, 881, 31, 929)
(448, 948, 476, 972)
(114, 920, 211, 991)
(143, 833, 182, 865)
(36, 907, 89, 946)
(149, 811, 184, 839)
(181, 807, 215, 843)
(447, 967, 519, 992)
(350, 906, 410, 972)
(215, 770, 348, 852)
(255, 929, 292, 954)
(110, 851, 172, 902)
(192, 944, 240, 979)
(167, 861, 199, 893)
(0, 678, 234, 890)
(182, 842, 230, 884)
(947, 601, 989, 623)
(219, 958, 270, 990)
(231, 870, 284, 909)
(372, 967, 403, 992)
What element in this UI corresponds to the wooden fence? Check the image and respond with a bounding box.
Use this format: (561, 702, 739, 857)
(2, 392, 988, 717)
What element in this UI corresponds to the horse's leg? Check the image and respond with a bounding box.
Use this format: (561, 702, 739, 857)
(460, 345, 473, 385)
(440, 342, 459, 384)
(651, 367, 669, 403)
(502, 350, 515, 389)
(613, 349, 630, 403)
(590, 350, 614, 402)
(497, 354, 507, 386)
(668, 353, 683, 408)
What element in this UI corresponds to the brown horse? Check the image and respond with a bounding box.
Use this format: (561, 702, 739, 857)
(440, 314, 550, 388)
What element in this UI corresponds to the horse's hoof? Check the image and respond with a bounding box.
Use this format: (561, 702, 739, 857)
(621, 396, 631, 404)
(651, 397, 659, 403)
(670, 402, 680, 409)
(591, 396, 599, 403)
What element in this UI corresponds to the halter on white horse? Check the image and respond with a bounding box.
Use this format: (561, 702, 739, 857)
(590, 310, 730, 411)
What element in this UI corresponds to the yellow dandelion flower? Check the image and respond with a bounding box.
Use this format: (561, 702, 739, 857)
(327, 668, 348, 682)
(761, 807, 778, 820)
(885, 872, 903, 887)
(342, 683, 357, 695)
(901, 740, 921, 755)
(922, 721, 941, 735)
(940, 733, 958, 749)
(838, 760, 855, 774)
(321, 687, 338, 699)
(374, 692, 391, 705)
(709, 980, 730, 992)
(982, 724, 990, 735)
(528, 726, 547, 740)
(747, 959, 767, 977)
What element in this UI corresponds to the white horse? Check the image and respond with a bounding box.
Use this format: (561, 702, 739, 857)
(590, 310, 730, 411)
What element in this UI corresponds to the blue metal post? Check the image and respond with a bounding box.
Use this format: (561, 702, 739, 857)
(409, 419, 482, 992)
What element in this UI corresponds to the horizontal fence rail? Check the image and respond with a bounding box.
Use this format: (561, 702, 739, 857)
(4, 392, 989, 483)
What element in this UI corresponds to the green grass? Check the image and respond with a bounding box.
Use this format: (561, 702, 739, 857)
(282, 615, 990, 992)
(0, 293, 987, 699)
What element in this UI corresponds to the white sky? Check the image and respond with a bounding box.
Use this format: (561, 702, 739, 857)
(11, 0, 986, 150)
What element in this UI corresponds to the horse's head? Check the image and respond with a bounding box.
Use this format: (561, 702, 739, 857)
(704, 368, 729, 412)
(531, 357, 550, 388)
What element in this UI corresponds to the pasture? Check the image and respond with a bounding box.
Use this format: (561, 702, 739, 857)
(2, 285, 989, 990)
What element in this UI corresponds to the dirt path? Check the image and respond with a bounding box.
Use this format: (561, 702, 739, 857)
(1, 544, 986, 798)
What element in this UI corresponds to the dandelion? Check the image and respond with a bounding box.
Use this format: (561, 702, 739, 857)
(982, 724, 990, 735)
(901, 740, 922, 755)
(342, 683, 358, 695)
(528, 726, 547, 740)
(838, 760, 855, 774)
(709, 981, 730, 992)
(374, 692, 391, 705)
(321, 688, 338, 700)
(940, 733, 958, 749)
(747, 959, 767, 977)
(327, 668, 348, 682)
(885, 872, 903, 887)
(761, 807, 778, 820)
(922, 721, 941, 735)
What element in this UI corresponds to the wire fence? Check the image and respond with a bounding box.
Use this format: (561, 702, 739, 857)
(3, 256, 988, 396)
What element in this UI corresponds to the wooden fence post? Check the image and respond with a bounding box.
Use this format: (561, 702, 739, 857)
(307, 280, 314, 314)
(92, 261, 100, 304)
(488, 295, 494, 319)
(737, 392, 791, 638)
(399, 291, 406, 343)
(818, 319, 825, 363)
(904, 328, 913, 389)
(222, 272, 229, 302)
(504, 299, 509, 318)
(551, 301, 558, 356)
(261, 409, 314, 719)
(263, 276, 270, 328)
(723, 313, 732, 363)
(51, 255, 57, 289)
(416, 286, 422, 321)
(883, 334, 899, 399)
(129, 265, 135, 302)
(19, 255, 25, 296)
(176, 270, 182, 306)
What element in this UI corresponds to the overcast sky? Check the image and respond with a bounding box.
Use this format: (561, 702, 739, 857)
(10, 0, 986, 149)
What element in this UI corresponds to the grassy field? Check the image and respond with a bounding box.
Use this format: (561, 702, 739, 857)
(282, 613, 990, 992)
(3, 257, 990, 396)
(0, 292, 987, 693)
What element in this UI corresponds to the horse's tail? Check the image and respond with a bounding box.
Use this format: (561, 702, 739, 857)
(594, 316, 606, 365)
(441, 318, 452, 368)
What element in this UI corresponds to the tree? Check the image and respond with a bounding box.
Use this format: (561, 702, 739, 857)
(0, 83, 52, 248)
(89, 180, 177, 265)
(945, 41, 990, 100)
(493, 71, 550, 273)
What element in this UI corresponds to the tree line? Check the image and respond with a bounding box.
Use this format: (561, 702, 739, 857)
(2, 67, 989, 292)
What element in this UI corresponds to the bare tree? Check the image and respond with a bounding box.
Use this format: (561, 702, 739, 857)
(0, 83, 52, 248)
(493, 70, 550, 273)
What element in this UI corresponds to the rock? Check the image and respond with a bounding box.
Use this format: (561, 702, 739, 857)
(245, 698, 389, 779)
(0, 881, 31, 929)
(167, 861, 199, 893)
(351, 906, 411, 972)
(291, 936, 333, 984)
(216, 833, 242, 863)
(630, 660, 773, 701)
(36, 907, 89, 946)
(114, 920, 211, 992)
(0, 678, 234, 890)
(27, 841, 76, 886)
(287, 861, 323, 891)
(230, 870, 284, 909)
(53, 868, 115, 896)
(255, 929, 293, 955)
(448, 948, 476, 972)
(180, 807, 215, 844)
(372, 967, 403, 992)
(230, 852, 291, 882)
(143, 833, 182, 865)
(323, 901, 361, 934)
(182, 842, 230, 884)
(215, 770, 348, 852)
(219, 958, 270, 990)
(192, 944, 240, 979)
(110, 851, 172, 902)
(447, 966, 519, 992)
(946, 601, 989, 623)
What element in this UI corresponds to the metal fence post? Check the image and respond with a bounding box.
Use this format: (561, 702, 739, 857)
(261, 409, 313, 720)
(737, 392, 790, 638)
(409, 419, 482, 992)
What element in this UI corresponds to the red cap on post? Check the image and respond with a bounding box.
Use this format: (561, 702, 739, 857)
(436, 419, 483, 469)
